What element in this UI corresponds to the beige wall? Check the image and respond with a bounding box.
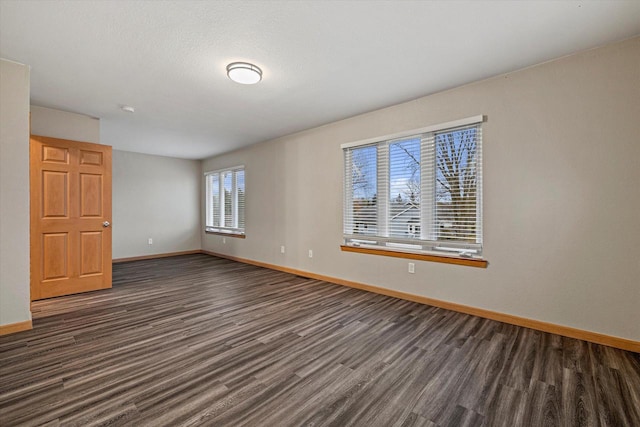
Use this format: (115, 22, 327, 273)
(113, 150, 201, 259)
(202, 37, 640, 341)
(30, 105, 99, 143)
(0, 59, 31, 327)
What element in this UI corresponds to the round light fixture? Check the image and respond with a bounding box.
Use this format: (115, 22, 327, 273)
(120, 105, 135, 113)
(226, 62, 262, 85)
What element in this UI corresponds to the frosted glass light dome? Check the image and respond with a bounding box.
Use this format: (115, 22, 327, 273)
(227, 62, 262, 85)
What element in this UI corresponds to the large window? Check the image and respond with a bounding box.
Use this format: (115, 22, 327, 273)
(205, 166, 245, 235)
(343, 116, 483, 258)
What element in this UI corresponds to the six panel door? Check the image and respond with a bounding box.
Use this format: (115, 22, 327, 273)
(30, 135, 112, 300)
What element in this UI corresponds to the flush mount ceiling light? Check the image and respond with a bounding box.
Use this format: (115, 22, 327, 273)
(226, 62, 262, 85)
(120, 105, 135, 113)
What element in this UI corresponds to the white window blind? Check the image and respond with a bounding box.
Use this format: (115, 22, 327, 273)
(344, 145, 378, 236)
(205, 166, 245, 235)
(237, 169, 245, 230)
(343, 117, 483, 257)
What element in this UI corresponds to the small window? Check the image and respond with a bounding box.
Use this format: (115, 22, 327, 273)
(205, 166, 245, 236)
(343, 116, 483, 259)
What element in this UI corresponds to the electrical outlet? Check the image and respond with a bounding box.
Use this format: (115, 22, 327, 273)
(308, 249, 313, 258)
(148, 238, 153, 245)
(223, 237, 226, 244)
(408, 262, 415, 274)
(280, 246, 285, 254)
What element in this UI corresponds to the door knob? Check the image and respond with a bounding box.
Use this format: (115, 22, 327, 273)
(103, 221, 111, 228)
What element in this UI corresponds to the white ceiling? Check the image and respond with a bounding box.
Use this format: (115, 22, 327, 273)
(1, 1, 639, 160)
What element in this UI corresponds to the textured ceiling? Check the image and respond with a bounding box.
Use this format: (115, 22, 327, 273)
(1, 1, 639, 159)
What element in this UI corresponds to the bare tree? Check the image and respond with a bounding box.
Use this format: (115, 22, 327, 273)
(435, 128, 478, 241)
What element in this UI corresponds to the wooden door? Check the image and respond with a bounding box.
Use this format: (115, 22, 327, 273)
(30, 135, 112, 300)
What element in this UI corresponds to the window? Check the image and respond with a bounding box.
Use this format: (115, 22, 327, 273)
(343, 116, 483, 258)
(205, 166, 245, 235)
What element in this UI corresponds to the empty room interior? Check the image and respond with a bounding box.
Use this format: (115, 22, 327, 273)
(1, 1, 639, 426)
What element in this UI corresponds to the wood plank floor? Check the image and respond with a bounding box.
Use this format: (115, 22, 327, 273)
(1, 254, 638, 427)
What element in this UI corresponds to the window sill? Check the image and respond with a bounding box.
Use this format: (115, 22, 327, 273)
(340, 245, 488, 268)
(205, 230, 246, 239)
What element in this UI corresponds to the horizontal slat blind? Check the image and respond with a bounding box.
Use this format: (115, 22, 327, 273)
(343, 119, 483, 256)
(223, 171, 233, 228)
(432, 124, 481, 244)
(420, 132, 435, 241)
(344, 144, 378, 236)
(237, 169, 245, 230)
(206, 174, 220, 228)
(205, 166, 245, 235)
(388, 136, 421, 239)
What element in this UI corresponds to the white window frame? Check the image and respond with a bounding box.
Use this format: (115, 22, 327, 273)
(205, 165, 245, 235)
(342, 116, 484, 259)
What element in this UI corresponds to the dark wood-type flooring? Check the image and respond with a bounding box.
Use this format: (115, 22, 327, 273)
(1, 254, 639, 426)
